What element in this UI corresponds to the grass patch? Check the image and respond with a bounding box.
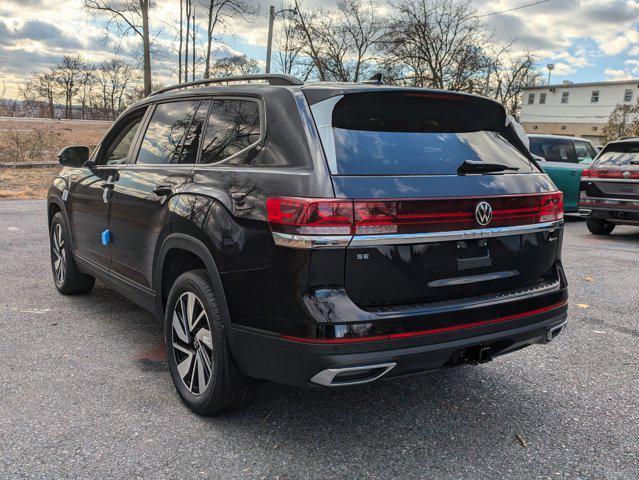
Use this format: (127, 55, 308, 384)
(0, 167, 60, 199)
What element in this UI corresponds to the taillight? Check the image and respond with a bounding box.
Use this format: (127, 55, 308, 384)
(581, 169, 593, 178)
(266, 192, 564, 242)
(539, 192, 564, 223)
(266, 197, 353, 235)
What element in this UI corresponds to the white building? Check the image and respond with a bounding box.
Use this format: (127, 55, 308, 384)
(520, 79, 639, 143)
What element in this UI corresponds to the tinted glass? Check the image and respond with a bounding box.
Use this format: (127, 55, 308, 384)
(181, 101, 210, 164)
(102, 114, 144, 165)
(137, 100, 199, 164)
(574, 141, 596, 163)
(329, 93, 534, 175)
(334, 130, 534, 175)
(594, 143, 639, 166)
(529, 138, 577, 163)
(199, 99, 261, 164)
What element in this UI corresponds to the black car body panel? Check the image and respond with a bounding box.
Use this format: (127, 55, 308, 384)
(48, 78, 568, 388)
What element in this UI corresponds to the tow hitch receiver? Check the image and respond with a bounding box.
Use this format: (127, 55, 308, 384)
(462, 346, 493, 365)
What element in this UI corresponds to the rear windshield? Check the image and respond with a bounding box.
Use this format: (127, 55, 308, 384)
(594, 143, 639, 167)
(321, 92, 535, 175)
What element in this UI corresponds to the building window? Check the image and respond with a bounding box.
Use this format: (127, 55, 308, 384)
(561, 91, 569, 104)
(527, 93, 535, 105)
(539, 93, 546, 104)
(591, 90, 599, 103)
(624, 89, 633, 102)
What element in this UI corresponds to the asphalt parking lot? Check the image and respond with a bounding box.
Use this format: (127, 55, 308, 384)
(1, 200, 638, 479)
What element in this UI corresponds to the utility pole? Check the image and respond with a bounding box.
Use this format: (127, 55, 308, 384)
(266, 6, 275, 74)
(265, 5, 297, 74)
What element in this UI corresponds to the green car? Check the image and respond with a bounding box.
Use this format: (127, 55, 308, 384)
(529, 135, 598, 213)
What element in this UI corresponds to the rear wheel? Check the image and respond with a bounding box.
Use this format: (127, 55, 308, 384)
(165, 269, 255, 415)
(586, 218, 615, 235)
(50, 212, 95, 295)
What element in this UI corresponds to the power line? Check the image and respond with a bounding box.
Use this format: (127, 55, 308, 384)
(475, 0, 552, 18)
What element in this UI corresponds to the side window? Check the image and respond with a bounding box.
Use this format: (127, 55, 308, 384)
(100, 111, 145, 165)
(540, 139, 577, 163)
(575, 141, 596, 163)
(199, 99, 261, 164)
(136, 100, 199, 164)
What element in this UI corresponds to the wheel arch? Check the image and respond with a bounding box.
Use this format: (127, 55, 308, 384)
(154, 234, 241, 363)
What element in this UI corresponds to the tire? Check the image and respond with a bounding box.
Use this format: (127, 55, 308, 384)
(586, 218, 616, 235)
(165, 269, 255, 415)
(50, 212, 95, 295)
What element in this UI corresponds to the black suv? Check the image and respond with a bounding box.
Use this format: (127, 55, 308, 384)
(579, 139, 639, 234)
(48, 74, 568, 415)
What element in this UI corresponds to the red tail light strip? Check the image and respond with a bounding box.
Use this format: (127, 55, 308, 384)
(281, 300, 568, 344)
(266, 193, 564, 237)
(582, 169, 639, 180)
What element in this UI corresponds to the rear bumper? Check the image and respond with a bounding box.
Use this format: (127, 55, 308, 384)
(231, 303, 568, 387)
(578, 201, 639, 225)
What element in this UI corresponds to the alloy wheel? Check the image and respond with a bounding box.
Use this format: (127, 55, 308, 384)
(52, 223, 66, 284)
(171, 292, 214, 395)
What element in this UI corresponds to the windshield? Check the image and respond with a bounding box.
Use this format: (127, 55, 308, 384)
(315, 92, 536, 176)
(594, 143, 639, 167)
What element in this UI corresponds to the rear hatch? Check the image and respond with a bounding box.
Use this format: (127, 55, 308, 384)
(581, 141, 639, 208)
(309, 90, 563, 308)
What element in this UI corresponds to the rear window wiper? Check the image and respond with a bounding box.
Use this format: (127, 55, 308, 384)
(457, 160, 520, 175)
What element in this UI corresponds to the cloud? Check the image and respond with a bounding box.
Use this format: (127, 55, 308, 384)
(604, 68, 633, 80)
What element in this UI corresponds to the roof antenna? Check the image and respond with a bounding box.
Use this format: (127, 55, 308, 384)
(362, 73, 383, 85)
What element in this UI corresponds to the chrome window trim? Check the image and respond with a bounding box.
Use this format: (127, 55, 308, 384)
(96, 95, 265, 170)
(271, 221, 563, 249)
(349, 221, 563, 247)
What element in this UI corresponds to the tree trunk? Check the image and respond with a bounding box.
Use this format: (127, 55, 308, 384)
(204, 2, 214, 79)
(192, 8, 196, 81)
(141, 0, 152, 95)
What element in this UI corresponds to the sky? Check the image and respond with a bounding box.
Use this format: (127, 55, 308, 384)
(1, 0, 639, 98)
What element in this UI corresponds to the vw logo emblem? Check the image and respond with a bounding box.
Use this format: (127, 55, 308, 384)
(475, 201, 493, 226)
(623, 171, 631, 179)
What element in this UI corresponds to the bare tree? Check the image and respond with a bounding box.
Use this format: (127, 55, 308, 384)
(383, 0, 491, 90)
(489, 52, 541, 116)
(94, 59, 139, 119)
(209, 55, 260, 77)
(56, 55, 85, 119)
(273, 15, 305, 76)
(289, 0, 386, 82)
(292, 0, 326, 80)
(202, 1, 258, 79)
(84, 0, 154, 96)
(23, 71, 59, 118)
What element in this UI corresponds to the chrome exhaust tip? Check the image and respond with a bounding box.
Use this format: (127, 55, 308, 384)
(546, 320, 567, 342)
(310, 362, 397, 387)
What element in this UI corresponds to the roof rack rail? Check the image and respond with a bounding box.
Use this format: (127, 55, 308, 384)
(150, 74, 304, 96)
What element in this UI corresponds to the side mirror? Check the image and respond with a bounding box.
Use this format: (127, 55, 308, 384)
(532, 154, 546, 162)
(58, 146, 89, 167)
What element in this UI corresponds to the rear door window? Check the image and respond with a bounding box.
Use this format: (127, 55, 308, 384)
(136, 100, 200, 164)
(314, 92, 535, 175)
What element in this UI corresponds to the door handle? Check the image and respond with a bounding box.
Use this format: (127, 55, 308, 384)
(570, 171, 577, 176)
(231, 192, 247, 205)
(153, 185, 173, 196)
